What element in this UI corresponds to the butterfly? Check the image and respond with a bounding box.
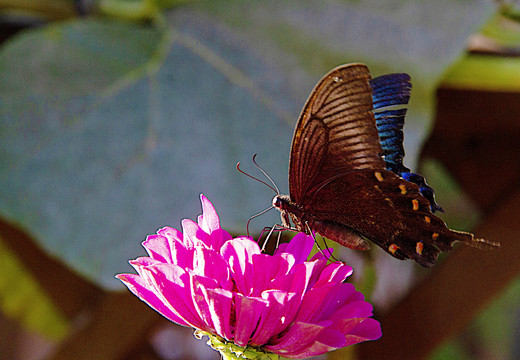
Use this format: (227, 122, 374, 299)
(273, 63, 499, 267)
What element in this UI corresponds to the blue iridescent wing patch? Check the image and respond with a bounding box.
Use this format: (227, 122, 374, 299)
(370, 74, 443, 212)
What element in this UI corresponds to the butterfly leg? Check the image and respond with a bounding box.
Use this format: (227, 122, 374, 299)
(304, 222, 336, 261)
(258, 223, 298, 252)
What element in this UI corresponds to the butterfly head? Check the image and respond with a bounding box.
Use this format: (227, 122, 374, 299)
(272, 194, 290, 210)
(272, 194, 298, 229)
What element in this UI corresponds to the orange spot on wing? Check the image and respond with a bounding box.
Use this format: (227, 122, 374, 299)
(374, 171, 384, 182)
(399, 184, 407, 194)
(388, 244, 399, 254)
(412, 199, 419, 211)
(416, 242, 424, 255)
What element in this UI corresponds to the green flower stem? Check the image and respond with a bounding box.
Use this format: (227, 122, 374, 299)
(194, 330, 279, 360)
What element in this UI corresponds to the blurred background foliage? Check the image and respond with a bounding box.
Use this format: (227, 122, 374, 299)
(1, 0, 519, 359)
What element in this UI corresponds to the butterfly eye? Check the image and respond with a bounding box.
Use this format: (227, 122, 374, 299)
(272, 196, 282, 208)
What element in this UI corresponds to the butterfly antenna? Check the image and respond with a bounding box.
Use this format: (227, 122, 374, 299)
(236, 161, 278, 194)
(252, 154, 280, 195)
(246, 205, 275, 237)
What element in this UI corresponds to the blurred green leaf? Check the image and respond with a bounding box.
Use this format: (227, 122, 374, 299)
(99, 0, 161, 21)
(442, 12, 520, 91)
(430, 277, 520, 360)
(0, 17, 298, 290)
(99, 0, 192, 21)
(480, 12, 520, 47)
(442, 54, 520, 91)
(471, 277, 520, 358)
(0, 236, 69, 339)
(429, 341, 471, 360)
(0, 1, 494, 290)
(420, 159, 480, 231)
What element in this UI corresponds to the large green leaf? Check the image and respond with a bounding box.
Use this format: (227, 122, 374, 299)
(0, 18, 297, 290)
(0, 1, 493, 290)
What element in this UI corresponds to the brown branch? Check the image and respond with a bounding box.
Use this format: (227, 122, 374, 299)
(0, 218, 104, 319)
(47, 291, 167, 360)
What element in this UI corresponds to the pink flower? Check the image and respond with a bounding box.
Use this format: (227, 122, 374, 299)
(117, 195, 381, 359)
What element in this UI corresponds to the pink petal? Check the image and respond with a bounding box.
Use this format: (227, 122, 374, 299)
(220, 238, 261, 295)
(181, 219, 207, 247)
(204, 288, 233, 340)
(306, 258, 328, 289)
(168, 240, 194, 269)
(248, 263, 315, 343)
(283, 233, 314, 263)
(331, 300, 374, 319)
(274, 242, 289, 254)
(197, 214, 205, 228)
(347, 290, 366, 303)
(142, 235, 173, 263)
(270, 262, 314, 295)
(116, 273, 189, 326)
(207, 228, 234, 251)
(313, 262, 353, 288)
(344, 318, 382, 345)
(199, 194, 220, 233)
(142, 264, 208, 331)
(279, 253, 296, 271)
(129, 257, 162, 270)
(265, 321, 326, 352)
(296, 283, 356, 324)
(234, 294, 269, 347)
(189, 275, 217, 332)
(192, 246, 231, 289)
(249, 290, 299, 346)
(157, 226, 184, 243)
(154, 227, 195, 267)
(275, 319, 380, 358)
(266, 321, 346, 357)
(280, 330, 346, 358)
(249, 253, 291, 296)
(329, 317, 374, 340)
(190, 275, 233, 339)
(190, 272, 219, 289)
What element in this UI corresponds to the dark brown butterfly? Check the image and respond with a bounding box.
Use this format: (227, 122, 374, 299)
(273, 63, 499, 267)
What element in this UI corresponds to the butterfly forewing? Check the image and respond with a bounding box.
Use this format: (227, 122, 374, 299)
(289, 64, 385, 203)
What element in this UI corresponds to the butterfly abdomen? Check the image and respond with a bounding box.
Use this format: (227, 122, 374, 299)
(310, 219, 371, 250)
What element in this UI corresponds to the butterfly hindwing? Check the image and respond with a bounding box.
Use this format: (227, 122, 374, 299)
(370, 73, 443, 212)
(305, 169, 481, 266)
(370, 73, 411, 174)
